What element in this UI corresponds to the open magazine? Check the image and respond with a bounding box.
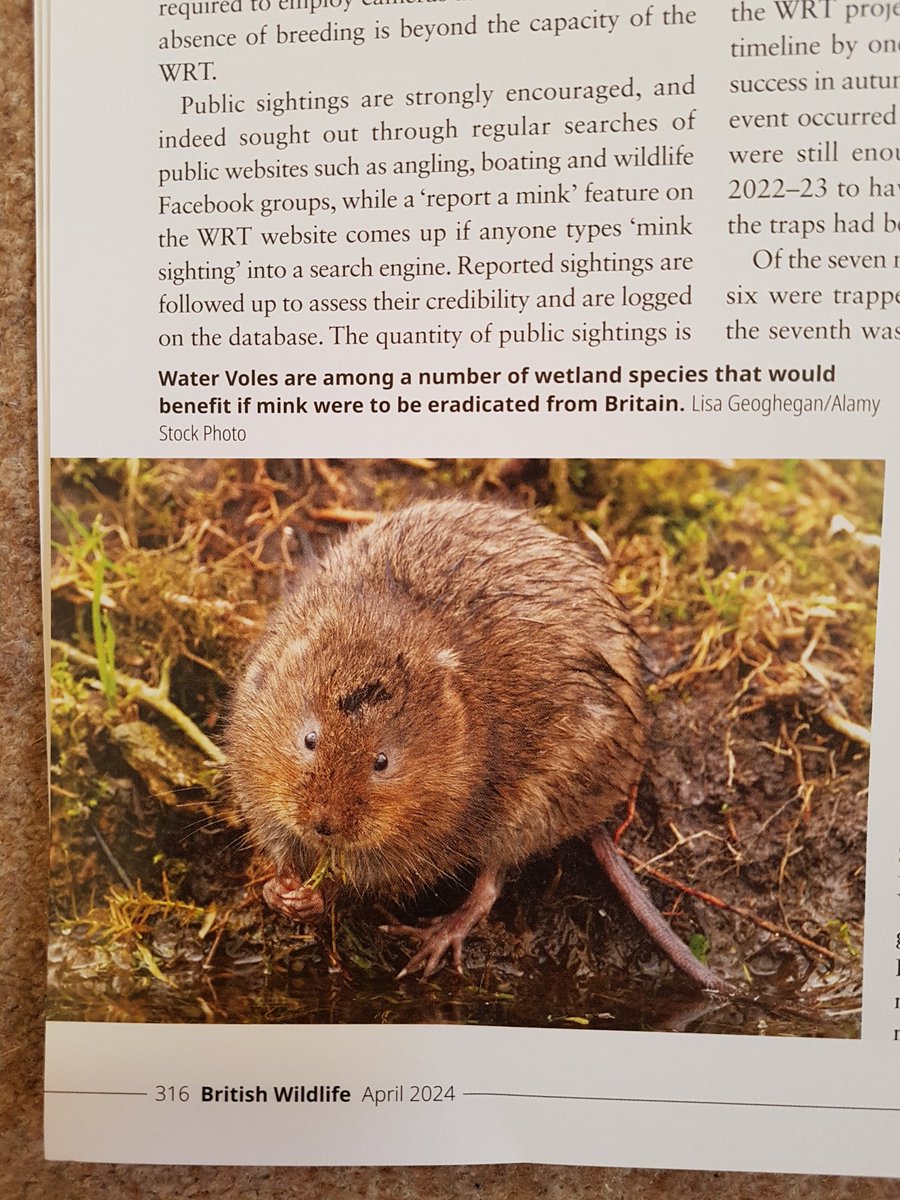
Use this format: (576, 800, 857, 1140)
(37, 0, 899, 1175)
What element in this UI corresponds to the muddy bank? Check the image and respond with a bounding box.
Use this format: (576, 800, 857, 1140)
(46, 458, 877, 1034)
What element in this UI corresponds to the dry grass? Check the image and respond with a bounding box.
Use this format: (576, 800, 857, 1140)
(46, 458, 881, 1024)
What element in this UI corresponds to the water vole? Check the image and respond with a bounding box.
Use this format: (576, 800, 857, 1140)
(228, 497, 730, 991)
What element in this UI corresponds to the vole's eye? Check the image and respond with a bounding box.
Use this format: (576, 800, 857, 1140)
(304, 731, 318, 751)
(373, 752, 388, 772)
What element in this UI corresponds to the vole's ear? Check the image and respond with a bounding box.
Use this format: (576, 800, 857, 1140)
(434, 648, 461, 671)
(281, 528, 325, 597)
(241, 655, 268, 698)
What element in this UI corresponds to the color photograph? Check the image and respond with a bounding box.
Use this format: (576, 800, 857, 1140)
(46, 458, 880, 1035)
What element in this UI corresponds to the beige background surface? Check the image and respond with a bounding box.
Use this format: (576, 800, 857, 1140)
(2, 1, 897, 1194)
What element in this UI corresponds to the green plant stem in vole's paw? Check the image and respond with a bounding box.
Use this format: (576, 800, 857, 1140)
(263, 852, 344, 923)
(262, 874, 326, 923)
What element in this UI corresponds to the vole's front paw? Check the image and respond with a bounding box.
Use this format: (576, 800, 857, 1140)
(263, 874, 326, 923)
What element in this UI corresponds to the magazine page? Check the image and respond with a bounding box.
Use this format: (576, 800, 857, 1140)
(37, 0, 899, 1174)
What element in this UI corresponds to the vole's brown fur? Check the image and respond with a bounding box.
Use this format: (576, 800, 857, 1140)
(228, 498, 727, 988)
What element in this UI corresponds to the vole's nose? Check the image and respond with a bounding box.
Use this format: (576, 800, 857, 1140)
(313, 816, 337, 838)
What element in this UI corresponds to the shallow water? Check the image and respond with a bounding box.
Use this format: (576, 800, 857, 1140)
(46, 884, 861, 1038)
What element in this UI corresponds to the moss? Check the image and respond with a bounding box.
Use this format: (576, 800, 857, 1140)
(47, 457, 880, 1029)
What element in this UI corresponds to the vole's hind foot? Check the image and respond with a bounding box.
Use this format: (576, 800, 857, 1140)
(381, 865, 506, 979)
(381, 916, 467, 978)
(263, 874, 326, 923)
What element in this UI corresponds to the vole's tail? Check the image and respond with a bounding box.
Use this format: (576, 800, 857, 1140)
(590, 825, 739, 996)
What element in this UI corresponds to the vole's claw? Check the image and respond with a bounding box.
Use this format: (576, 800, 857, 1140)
(452, 940, 464, 973)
